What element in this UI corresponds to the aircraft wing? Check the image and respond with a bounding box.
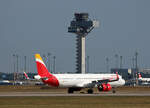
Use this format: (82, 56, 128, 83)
(99, 75, 119, 83)
(83, 73, 119, 88)
(93, 77, 119, 85)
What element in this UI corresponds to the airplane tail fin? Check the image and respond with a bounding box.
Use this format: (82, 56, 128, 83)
(35, 54, 52, 77)
(24, 72, 30, 80)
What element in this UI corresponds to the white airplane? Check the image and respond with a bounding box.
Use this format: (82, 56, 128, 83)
(34, 54, 125, 94)
(138, 73, 150, 82)
(0, 80, 13, 85)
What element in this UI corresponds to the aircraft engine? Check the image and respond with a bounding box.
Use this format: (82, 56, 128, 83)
(97, 83, 112, 91)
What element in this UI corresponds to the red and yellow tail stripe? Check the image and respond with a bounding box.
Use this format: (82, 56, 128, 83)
(35, 54, 46, 67)
(35, 54, 50, 77)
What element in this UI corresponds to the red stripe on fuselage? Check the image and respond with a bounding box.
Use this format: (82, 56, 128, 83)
(36, 61, 59, 87)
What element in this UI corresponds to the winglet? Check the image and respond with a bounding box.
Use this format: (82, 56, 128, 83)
(116, 72, 119, 80)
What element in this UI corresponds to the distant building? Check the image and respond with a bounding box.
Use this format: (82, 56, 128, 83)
(111, 68, 150, 81)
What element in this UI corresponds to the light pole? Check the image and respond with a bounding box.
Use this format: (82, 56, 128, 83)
(120, 56, 123, 76)
(135, 51, 138, 85)
(135, 51, 138, 73)
(13, 54, 16, 81)
(106, 57, 109, 73)
(48, 53, 51, 72)
(16, 54, 19, 81)
(24, 56, 27, 72)
(115, 54, 119, 69)
(120, 56, 123, 69)
(53, 56, 56, 74)
(132, 57, 135, 69)
(132, 56, 135, 80)
(43, 54, 47, 66)
(86, 56, 89, 73)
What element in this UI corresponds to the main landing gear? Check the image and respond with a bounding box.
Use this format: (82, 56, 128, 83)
(68, 87, 82, 94)
(112, 87, 116, 93)
(68, 88, 74, 93)
(87, 89, 93, 94)
(68, 88, 94, 94)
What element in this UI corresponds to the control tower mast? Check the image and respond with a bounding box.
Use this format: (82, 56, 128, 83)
(68, 13, 99, 74)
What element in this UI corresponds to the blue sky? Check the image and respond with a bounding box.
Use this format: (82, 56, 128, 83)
(0, 0, 150, 73)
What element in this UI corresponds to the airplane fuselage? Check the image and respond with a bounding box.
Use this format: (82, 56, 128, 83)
(44, 73, 125, 88)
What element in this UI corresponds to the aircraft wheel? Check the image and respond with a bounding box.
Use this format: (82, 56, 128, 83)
(68, 88, 74, 94)
(87, 89, 93, 94)
(112, 89, 116, 93)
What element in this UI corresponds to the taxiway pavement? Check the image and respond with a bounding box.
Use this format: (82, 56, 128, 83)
(0, 92, 150, 97)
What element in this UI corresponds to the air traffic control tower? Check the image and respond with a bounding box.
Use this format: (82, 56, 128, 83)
(68, 13, 99, 74)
